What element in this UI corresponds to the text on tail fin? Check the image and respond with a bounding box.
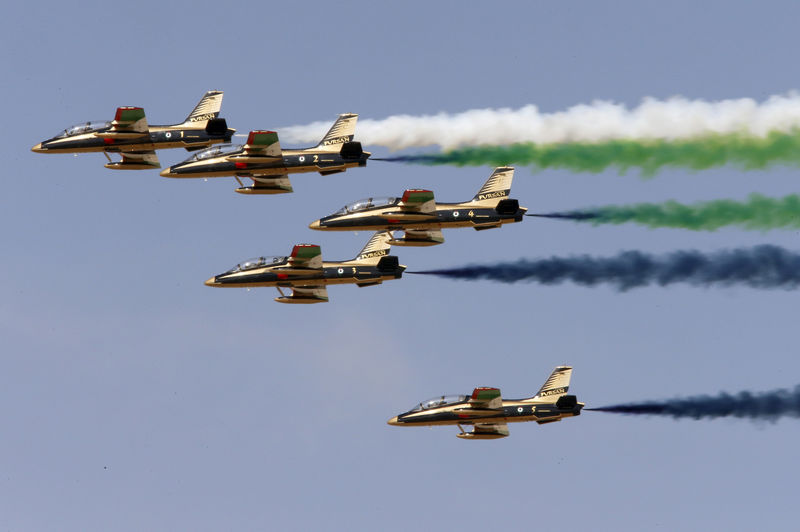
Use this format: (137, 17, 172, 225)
(473, 166, 515, 202)
(317, 113, 358, 149)
(531, 366, 572, 400)
(184, 90, 224, 124)
(356, 231, 392, 262)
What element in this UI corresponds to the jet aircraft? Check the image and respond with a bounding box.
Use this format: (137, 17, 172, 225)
(309, 167, 526, 246)
(388, 366, 583, 439)
(31, 91, 234, 170)
(159, 114, 370, 195)
(204, 232, 404, 304)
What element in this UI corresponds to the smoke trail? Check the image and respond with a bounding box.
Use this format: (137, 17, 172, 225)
(587, 386, 800, 422)
(377, 131, 800, 175)
(280, 94, 800, 150)
(530, 194, 800, 231)
(410, 245, 800, 290)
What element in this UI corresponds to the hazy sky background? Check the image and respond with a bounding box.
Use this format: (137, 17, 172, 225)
(3, 1, 800, 530)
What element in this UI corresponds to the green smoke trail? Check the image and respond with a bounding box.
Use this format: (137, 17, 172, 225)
(532, 194, 800, 231)
(380, 130, 800, 176)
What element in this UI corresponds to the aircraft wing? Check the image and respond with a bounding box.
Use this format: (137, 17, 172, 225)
(472, 422, 510, 438)
(246, 175, 294, 193)
(228, 130, 282, 162)
(97, 107, 150, 139)
(398, 189, 436, 213)
(105, 150, 160, 170)
(275, 285, 329, 304)
(468, 387, 503, 409)
(402, 229, 445, 245)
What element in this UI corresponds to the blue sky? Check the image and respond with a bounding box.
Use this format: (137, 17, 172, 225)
(3, 1, 800, 530)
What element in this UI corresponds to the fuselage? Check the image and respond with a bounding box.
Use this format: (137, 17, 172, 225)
(388, 397, 584, 427)
(311, 201, 527, 231)
(32, 124, 234, 154)
(161, 147, 371, 178)
(205, 259, 405, 288)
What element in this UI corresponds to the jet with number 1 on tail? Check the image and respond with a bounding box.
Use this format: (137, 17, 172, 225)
(31, 91, 234, 170)
(388, 366, 583, 439)
(309, 167, 526, 246)
(160, 114, 370, 195)
(204, 232, 404, 304)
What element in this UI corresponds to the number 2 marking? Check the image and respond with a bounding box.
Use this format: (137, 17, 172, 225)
(313, 154, 319, 163)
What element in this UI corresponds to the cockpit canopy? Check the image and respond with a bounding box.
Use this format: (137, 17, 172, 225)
(333, 197, 399, 215)
(186, 144, 243, 162)
(410, 394, 467, 412)
(227, 255, 287, 273)
(60, 121, 111, 137)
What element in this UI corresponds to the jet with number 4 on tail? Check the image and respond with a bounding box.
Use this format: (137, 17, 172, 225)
(309, 167, 526, 246)
(31, 91, 234, 170)
(388, 366, 583, 439)
(204, 232, 404, 303)
(160, 113, 370, 195)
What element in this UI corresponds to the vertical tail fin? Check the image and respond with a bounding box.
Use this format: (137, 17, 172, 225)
(352, 231, 392, 263)
(471, 166, 515, 204)
(523, 366, 573, 402)
(180, 90, 224, 125)
(315, 113, 358, 151)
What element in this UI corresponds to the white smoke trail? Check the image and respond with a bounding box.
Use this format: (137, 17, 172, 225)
(279, 93, 800, 151)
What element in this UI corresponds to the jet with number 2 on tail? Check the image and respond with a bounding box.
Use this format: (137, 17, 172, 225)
(204, 232, 404, 304)
(159, 114, 370, 195)
(388, 366, 583, 439)
(31, 91, 234, 170)
(309, 167, 526, 246)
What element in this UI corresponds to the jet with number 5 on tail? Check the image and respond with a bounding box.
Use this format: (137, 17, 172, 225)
(388, 366, 583, 439)
(309, 167, 526, 246)
(160, 114, 370, 195)
(31, 91, 234, 170)
(204, 232, 404, 304)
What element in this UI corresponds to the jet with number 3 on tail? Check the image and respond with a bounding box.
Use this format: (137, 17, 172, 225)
(309, 167, 526, 246)
(388, 366, 583, 439)
(31, 91, 234, 170)
(160, 113, 370, 195)
(204, 232, 404, 304)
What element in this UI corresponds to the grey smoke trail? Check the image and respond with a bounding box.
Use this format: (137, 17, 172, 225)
(409, 245, 800, 290)
(588, 386, 800, 421)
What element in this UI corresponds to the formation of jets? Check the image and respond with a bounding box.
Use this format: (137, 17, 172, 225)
(32, 91, 582, 440)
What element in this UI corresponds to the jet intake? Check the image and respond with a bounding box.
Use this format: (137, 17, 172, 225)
(377, 255, 400, 272)
(205, 118, 229, 136)
(339, 141, 363, 159)
(495, 198, 520, 215)
(556, 395, 578, 410)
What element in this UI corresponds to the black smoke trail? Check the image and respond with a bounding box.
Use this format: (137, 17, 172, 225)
(409, 245, 800, 290)
(587, 386, 800, 421)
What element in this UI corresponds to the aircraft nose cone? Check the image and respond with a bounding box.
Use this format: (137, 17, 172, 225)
(159, 168, 175, 178)
(31, 143, 45, 153)
(309, 220, 321, 230)
(204, 276, 218, 287)
(387, 416, 400, 426)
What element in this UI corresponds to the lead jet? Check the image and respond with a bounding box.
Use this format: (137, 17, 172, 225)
(309, 166, 526, 246)
(204, 232, 404, 304)
(388, 366, 583, 439)
(159, 114, 370, 195)
(31, 91, 234, 170)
